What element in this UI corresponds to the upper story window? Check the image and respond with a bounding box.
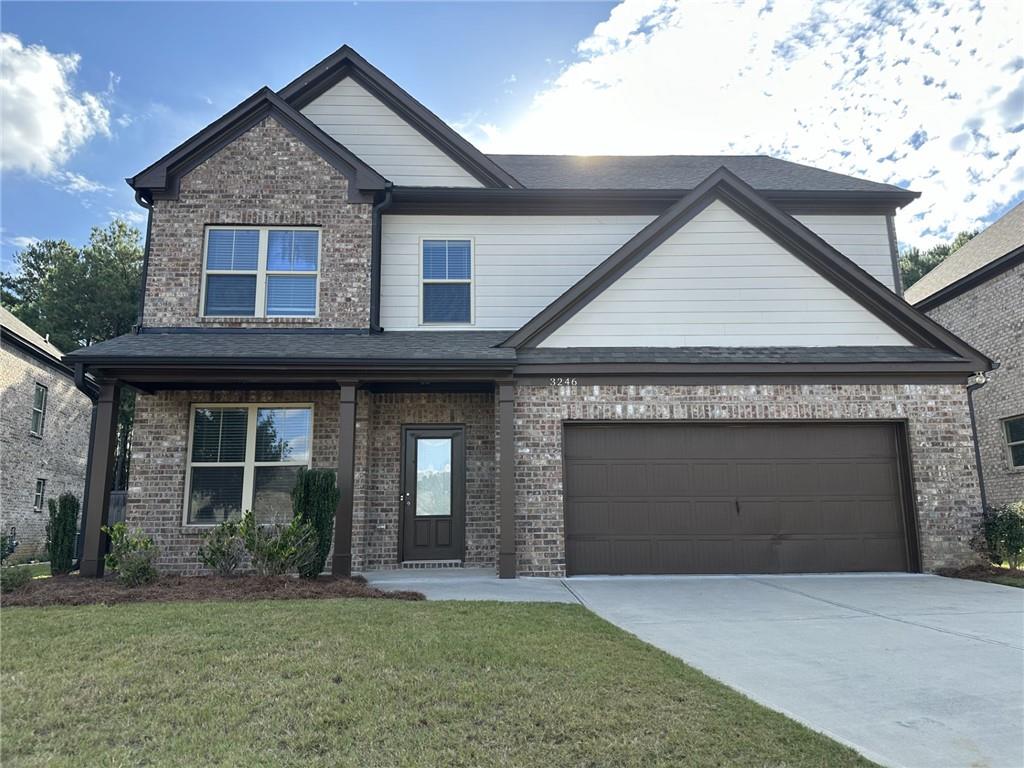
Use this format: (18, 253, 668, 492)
(202, 227, 320, 318)
(33, 478, 46, 513)
(30, 383, 47, 436)
(1004, 415, 1024, 470)
(421, 239, 472, 324)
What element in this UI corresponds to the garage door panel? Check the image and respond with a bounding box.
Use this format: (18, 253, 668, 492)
(565, 422, 910, 575)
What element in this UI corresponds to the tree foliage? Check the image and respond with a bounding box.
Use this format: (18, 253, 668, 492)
(47, 492, 80, 575)
(899, 230, 977, 289)
(291, 469, 340, 578)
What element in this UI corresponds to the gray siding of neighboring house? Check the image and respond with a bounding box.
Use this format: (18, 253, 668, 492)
(0, 343, 92, 558)
(924, 261, 1024, 506)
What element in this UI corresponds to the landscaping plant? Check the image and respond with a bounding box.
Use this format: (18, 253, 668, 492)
(291, 468, 340, 578)
(0, 566, 31, 593)
(0, 528, 17, 564)
(101, 523, 159, 586)
(238, 510, 319, 577)
(973, 500, 1024, 570)
(46, 492, 79, 575)
(197, 520, 245, 576)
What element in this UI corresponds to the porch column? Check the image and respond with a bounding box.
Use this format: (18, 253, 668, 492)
(498, 382, 516, 578)
(80, 380, 121, 577)
(332, 381, 358, 576)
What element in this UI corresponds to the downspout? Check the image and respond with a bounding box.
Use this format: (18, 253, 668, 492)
(967, 363, 998, 511)
(132, 191, 154, 334)
(73, 364, 99, 567)
(369, 184, 394, 333)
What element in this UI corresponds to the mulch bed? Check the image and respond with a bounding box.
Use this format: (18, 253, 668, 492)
(937, 563, 1024, 585)
(1, 574, 425, 607)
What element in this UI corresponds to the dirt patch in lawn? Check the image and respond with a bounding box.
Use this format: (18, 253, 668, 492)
(938, 564, 1024, 588)
(1, 574, 425, 607)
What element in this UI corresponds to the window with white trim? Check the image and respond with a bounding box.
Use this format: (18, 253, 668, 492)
(185, 404, 313, 525)
(202, 227, 320, 318)
(1004, 415, 1024, 469)
(30, 383, 47, 436)
(421, 239, 472, 324)
(33, 479, 46, 513)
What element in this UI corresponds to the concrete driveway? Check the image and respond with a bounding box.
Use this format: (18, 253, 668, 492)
(567, 574, 1024, 768)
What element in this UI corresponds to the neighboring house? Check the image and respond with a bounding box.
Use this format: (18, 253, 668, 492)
(67, 45, 991, 579)
(905, 202, 1024, 508)
(1, 308, 94, 558)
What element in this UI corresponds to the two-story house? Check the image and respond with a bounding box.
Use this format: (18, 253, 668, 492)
(68, 46, 991, 579)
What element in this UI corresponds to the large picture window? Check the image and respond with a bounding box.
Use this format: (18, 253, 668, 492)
(421, 239, 472, 324)
(185, 404, 313, 525)
(202, 227, 319, 318)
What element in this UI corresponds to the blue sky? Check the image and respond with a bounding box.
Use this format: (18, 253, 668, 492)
(2, 0, 1021, 273)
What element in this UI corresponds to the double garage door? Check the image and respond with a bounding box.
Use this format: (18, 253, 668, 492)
(564, 422, 914, 576)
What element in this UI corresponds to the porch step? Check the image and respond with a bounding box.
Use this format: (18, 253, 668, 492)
(401, 560, 463, 569)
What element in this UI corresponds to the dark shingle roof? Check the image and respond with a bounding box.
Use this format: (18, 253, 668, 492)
(516, 346, 966, 365)
(488, 154, 916, 196)
(905, 200, 1024, 304)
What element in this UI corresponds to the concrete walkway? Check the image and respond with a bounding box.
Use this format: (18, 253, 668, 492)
(364, 569, 1024, 768)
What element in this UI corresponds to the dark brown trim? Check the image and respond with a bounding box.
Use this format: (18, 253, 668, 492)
(128, 88, 386, 203)
(370, 185, 394, 332)
(1, 328, 80, 382)
(501, 167, 992, 371)
(513, 372, 973, 385)
(893, 421, 923, 572)
(498, 382, 516, 578)
(80, 380, 120, 577)
(133, 192, 154, 329)
(331, 381, 357, 576)
(398, 425, 467, 563)
(912, 246, 1024, 311)
(278, 45, 522, 190)
(886, 213, 905, 296)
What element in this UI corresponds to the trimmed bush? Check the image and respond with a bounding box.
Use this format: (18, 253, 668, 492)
(973, 500, 1024, 570)
(0, 566, 31, 593)
(291, 468, 340, 578)
(46, 492, 79, 575)
(239, 510, 319, 577)
(198, 520, 245, 576)
(101, 523, 159, 586)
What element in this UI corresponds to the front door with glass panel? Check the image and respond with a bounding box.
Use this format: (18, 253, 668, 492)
(401, 427, 465, 562)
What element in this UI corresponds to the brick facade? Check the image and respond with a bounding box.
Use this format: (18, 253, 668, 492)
(512, 383, 983, 576)
(925, 262, 1024, 506)
(0, 343, 92, 557)
(142, 115, 373, 330)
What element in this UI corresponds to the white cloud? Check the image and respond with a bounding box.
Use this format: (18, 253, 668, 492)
(473, 0, 1024, 246)
(108, 208, 148, 227)
(0, 33, 110, 176)
(2, 235, 40, 249)
(55, 171, 112, 195)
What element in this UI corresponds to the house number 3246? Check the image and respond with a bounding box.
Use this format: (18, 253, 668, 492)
(549, 377, 579, 386)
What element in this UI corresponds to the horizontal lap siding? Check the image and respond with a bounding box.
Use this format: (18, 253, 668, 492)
(301, 78, 482, 187)
(794, 214, 895, 290)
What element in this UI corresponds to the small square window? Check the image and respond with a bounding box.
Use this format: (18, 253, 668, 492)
(421, 239, 472, 324)
(33, 479, 46, 513)
(1004, 415, 1024, 469)
(30, 383, 47, 436)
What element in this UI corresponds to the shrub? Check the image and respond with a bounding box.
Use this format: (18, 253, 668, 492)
(0, 528, 17, 564)
(101, 523, 159, 586)
(973, 500, 1024, 570)
(238, 510, 318, 577)
(46, 492, 79, 575)
(0, 566, 31, 593)
(197, 520, 245, 576)
(291, 468, 340, 578)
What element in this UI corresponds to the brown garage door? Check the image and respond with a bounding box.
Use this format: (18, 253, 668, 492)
(564, 423, 912, 575)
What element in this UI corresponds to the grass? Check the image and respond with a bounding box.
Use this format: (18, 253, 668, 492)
(14, 562, 51, 579)
(1, 599, 875, 767)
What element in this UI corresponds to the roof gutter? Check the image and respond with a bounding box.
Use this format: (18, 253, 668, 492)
(132, 190, 154, 334)
(369, 183, 394, 332)
(966, 363, 998, 510)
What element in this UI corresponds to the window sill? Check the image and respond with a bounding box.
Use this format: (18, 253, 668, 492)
(196, 316, 321, 325)
(28, 432, 42, 440)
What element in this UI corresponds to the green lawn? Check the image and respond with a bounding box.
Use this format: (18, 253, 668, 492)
(1, 599, 875, 767)
(15, 562, 51, 579)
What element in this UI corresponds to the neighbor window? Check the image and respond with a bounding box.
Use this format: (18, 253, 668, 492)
(421, 239, 472, 324)
(1004, 415, 1024, 469)
(185, 404, 312, 525)
(202, 227, 319, 317)
(33, 479, 46, 513)
(30, 383, 47, 436)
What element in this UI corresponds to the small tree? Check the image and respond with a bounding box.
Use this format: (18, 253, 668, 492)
(973, 501, 1024, 570)
(46, 493, 79, 575)
(291, 469, 340, 578)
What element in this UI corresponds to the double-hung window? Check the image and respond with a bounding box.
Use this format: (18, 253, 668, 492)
(203, 227, 319, 318)
(1004, 415, 1024, 469)
(185, 404, 313, 525)
(421, 239, 472, 324)
(30, 383, 47, 436)
(33, 479, 46, 513)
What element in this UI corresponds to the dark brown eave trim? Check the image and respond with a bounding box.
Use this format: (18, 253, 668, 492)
(513, 360, 980, 378)
(278, 46, 523, 190)
(2, 328, 81, 382)
(912, 246, 1024, 312)
(500, 167, 991, 372)
(128, 88, 386, 204)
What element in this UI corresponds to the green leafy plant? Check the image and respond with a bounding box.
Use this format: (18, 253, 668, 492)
(46, 492, 79, 575)
(291, 468, 340, 578)
(0, 528, 17, 564)
(0, 566, 31, 593)
(973, 500, 1024, 570)
(238, 510, 318, 577)
(101, 523, 158, 586)
(197, 520, 245, 576)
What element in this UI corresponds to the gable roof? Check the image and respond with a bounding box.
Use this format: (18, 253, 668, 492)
(1, 307, 65, 362)
(127, 87, 387, 202)
(501, 167, 990, 369)
(905, 200, 1024, 309)
(278, 45, 523, 190)
(487, 154, 919, 201)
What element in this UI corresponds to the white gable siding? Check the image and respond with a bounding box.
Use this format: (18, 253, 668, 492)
(795, 214, 895, 290)
(301, 78, 482, 187)
(539, 200, 911, 347)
